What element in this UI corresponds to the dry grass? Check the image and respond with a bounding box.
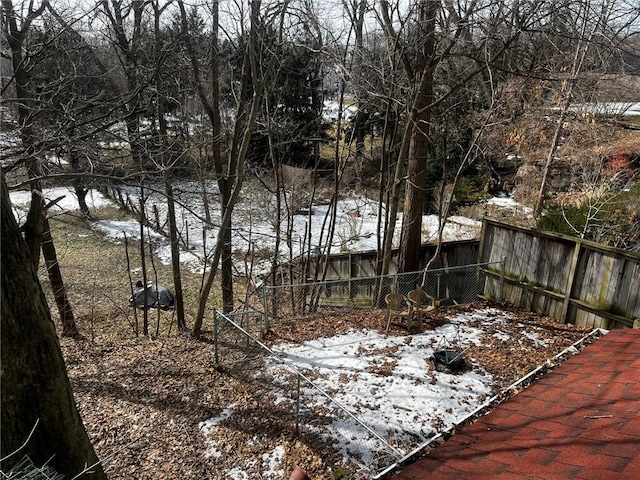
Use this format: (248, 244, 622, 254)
(41, 206, 219, 340)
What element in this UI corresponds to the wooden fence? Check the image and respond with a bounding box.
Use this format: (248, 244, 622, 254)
(304, 239, 480, 281)
(479, 219, 640, 329)
(299, 219, 638, 329)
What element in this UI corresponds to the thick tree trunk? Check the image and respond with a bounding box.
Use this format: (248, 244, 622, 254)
(4, 0, 78, 329)
(1, 173, 105, 479)
(398, 76, 432, 273)
(397, 0, 438, 274)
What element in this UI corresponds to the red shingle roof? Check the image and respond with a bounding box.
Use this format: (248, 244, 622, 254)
(391, 328, 640, 480)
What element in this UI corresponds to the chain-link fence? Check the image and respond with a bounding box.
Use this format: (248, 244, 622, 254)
(261, 261, 505, 330)
(212, 310, 404, 478)
(210, 262, 505, 477)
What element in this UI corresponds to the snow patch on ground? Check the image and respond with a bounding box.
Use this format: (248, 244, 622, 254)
(200, 405, 236, 459)
(199, 309, 516, 477)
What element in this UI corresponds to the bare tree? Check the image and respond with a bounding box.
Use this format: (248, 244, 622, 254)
(2, 0, 81, 336)
(2, 0, 48, 266)
(1, 171, 106, 479)
(151, 0, 187, 330)
(179, 0, 265, 337)
(100, 0, 148, 169)
(377, 0, 440, 276)
(534, 0, 624, 217)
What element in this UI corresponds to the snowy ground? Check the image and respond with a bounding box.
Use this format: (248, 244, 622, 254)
(195, 306, 591, 479)
(9, 185, 483, 278)
(567, 101, 640, 116)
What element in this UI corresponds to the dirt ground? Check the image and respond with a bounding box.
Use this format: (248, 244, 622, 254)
(60, 301, 595, 480)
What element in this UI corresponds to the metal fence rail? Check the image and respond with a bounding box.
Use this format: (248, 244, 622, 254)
(210, 262, 506, 477)
(261, 262, 505, 329)
(212, 310, 404, 478)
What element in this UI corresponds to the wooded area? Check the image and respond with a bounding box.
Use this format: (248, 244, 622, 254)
(2, 0, 639, 338)
(1, 2, 639, 474)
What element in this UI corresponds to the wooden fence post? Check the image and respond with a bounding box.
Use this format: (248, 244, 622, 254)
(560, 241, 582, 324)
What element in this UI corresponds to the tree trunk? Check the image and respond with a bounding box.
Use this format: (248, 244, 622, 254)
(1, 172, 105, 479)
(398, 78, 432, 274)
(42, 216, 80, 337)
(353, 0, 367, 157)
(218, 179, 235, 313)
(75, 186, 92, 219)
(178, 0, 236, 328)
(153, 0, 186, 330)
(533, 3, 600, 218)
(101, 0, 146, 169)
(165, 179, 187, 330)
(3, 0, 48, 269)
(4, 0, 78, 330)
(397, 0, 438, 274)
(190, 0, 264, 336)
(139, 190, 149, 336)
(212, 0, 233, 315)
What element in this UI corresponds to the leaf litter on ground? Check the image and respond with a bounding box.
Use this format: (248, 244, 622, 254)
(61, 300, 595, 480)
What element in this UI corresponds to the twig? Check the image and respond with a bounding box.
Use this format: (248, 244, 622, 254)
(0, 419, 40, 463)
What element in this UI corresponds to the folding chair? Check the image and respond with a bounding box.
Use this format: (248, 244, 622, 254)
(407, 289, 438, 329)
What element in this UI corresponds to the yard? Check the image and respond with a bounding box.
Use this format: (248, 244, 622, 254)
(61, 301, 595, 480)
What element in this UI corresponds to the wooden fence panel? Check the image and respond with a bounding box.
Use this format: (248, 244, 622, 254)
(304, 240, 480, 281)
(280, 219, 637, 329)
(480, 219, 640, 329)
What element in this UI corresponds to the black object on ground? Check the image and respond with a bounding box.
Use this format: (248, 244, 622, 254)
(130, 281, 175, 310)
(432, 349, 466, 372)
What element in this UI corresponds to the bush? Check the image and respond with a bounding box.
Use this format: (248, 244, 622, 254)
(537, 182, 640, 251)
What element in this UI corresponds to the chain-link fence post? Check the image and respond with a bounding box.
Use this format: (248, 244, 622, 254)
(262, 285, 270, 332)
(295, 374, 301, 439)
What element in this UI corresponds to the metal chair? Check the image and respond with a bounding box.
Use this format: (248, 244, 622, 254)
(384, 293, 413, 331)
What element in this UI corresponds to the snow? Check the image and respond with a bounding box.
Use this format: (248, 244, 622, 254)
(270, 322, 492, 443)
(567, 102, 640, 116)
(487, 193, 534, 218)
(322, 100, 357, 122)
(261, 446, 286, 478)
(200, 405, 236, 460)
(9, 184, 485, 277)
(196, 308, 552, 478)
